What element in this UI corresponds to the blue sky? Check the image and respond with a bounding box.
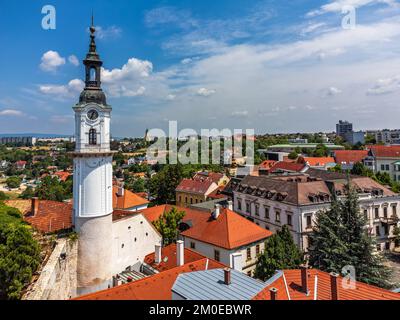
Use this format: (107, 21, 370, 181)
(1, 0, 400, 137)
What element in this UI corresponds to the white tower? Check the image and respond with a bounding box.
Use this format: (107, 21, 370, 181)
(73, 19, 114, 295)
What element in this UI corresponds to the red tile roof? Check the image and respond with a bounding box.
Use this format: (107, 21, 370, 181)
(368, 145, 400, 158)
(54, 171, 72, 182)
(334, 150, 369, 165)
(74, 258, 225, 300)
(144, 243, 220, 272)
(259, 160, 277, 170)
(299, 157, 335, 167)
(176, 178, 217, 195)
(113, 186, 149, 210)
(269, 161, 307, 173)
(253, 269, 400, 300)
(5, 199, 72, 233)
(193, 172, 224, 184)
(181, 208, 273, 250)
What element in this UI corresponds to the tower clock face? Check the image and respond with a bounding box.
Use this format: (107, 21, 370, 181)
(87, 109, 99, 121)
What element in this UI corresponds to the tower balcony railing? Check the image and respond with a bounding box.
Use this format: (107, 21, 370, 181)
(86, 81, 98, 88)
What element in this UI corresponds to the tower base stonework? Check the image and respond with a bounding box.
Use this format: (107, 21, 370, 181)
(76, 214, 113, 296)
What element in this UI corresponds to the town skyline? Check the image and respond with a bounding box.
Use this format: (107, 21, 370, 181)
(1, 1, 400, 137)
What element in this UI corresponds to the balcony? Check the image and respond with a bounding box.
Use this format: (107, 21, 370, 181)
(380, 215, 399, 225)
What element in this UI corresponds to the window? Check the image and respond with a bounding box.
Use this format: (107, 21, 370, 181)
(89, 128, 97, 145)
(376, 244, 382, 251)
(256, 244, 260, 255)
(385, 242, 390, 250)
(255, 204, 259, 217)
(375, 207, 379, 219)
(376, 226, 380, 236)
(179, 196, 182, 203)
(246, 202, 251, 214)
(190, 242, 196, 249)
(275, 210, 281, 223)
(195, 199, 198, 204)
(214, 250, 220, 262)
(306, 215, 312, 229)
(264, 206, 270, 220)
(287, 214, 292, 226)
(90, 67, 96, 81)
(190, 198, 193, 204)
(384, 225, 389, 236)
(386, 164, 390, 171)
(383, 207, 388, 218)
(247, 271, 252, 277)
(246, 248, 251, 261)
(363, 209, 368, 220)
(381, 164, 385, 171)
(237, 199, 242, 211)
(393, 206, 397, 217)
(185, 197, 188, 204)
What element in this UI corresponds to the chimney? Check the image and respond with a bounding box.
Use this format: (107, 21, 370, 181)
(31, 197, 39, 216)
(330, 272, 339, 300)
(118, 186, 124, 197)
(269, 287, 278, 300)
(227, 200, 233, 211)
(177, 240, 184, 266)
(213, 204, 221, 219)
(224, 268, 231, 285)
(155, 244, 162, 264)
(300, 265, 309, 295)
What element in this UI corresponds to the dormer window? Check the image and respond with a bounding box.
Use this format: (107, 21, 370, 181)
(89, 128, 97, 145)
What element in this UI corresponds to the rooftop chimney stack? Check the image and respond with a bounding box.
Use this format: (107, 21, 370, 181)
(300, 265, 309, 295)
(224, 268, 231, 285)
(227, 200, 233, 211)
(269, 287, 278, 300)
(155, 244, 162, 264)
(213, 204, 221, 219)
(330, 272, 339, 300)
(31, 197, 39, 216)
(118, 186, 124, 197)
(177, 240, 184, 266)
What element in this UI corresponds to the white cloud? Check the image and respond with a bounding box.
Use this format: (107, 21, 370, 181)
(95, 26, 122, 39)
(181, 58, 193, 65)
(101, 58, 153, 97)
(68, 55, 79, 66)
(307, 0, 397, 17)
(0, 109, 25, 117)
(326, 86, 342, 96)
(197, 88, 216, 97)
(39, 79, 84, 98)
(231, 110, 249, 117)
(166, 94, 176, 100)
(367, 75, 400, 95)
(40, 51, 66, 72)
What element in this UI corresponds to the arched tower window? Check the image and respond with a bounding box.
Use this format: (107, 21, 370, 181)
(89, 128, 97, 145)
(90, 67, 96, 81)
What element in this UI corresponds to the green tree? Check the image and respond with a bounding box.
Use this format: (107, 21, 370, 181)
(5, 176, 21, 189)
(0, 192, 8, 201)
(153, 207, 186, 245)
(254, 225, 303, 281)
(0, 203, 41, 300)
(309, 184, 392, 288)
(19, 187, 35, 200)
(35, 176, 72, 202)
(149, 164, 184, 204)
(288, 151, 298, 160)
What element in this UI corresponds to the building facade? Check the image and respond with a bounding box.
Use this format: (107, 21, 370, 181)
(232, 170, 400, 252)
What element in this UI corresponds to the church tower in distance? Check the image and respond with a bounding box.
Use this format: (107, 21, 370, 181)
(72, 17, 114, 295)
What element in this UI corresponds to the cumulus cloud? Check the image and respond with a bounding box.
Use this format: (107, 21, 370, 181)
(101, 58, 152, 97)
(68, 55, 79, 66)
(197, 88, 216, 97)
(0, 109, 25, 117)
(40, 50, 66, 72)
(39, 79, 84, 98)
(367, 75, 400, 95)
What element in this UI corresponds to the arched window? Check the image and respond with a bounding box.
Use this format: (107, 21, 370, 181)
(90, 67, 96, 81)
(89, 128, 97, 145)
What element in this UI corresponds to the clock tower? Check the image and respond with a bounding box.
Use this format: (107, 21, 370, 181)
(72, 18, 114, 295)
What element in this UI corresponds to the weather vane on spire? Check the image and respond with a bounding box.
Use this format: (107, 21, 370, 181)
(90, 10, 95, 35)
